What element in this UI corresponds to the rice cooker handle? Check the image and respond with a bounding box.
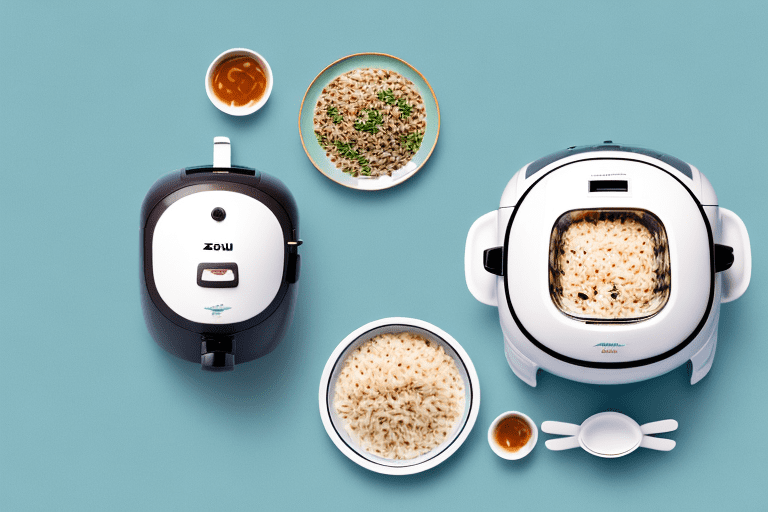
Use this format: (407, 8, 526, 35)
(718, 208, 751, 303)
(201, 334, 235, 371)
(465, 211, 500, 307)
(286, 240, 302, 284)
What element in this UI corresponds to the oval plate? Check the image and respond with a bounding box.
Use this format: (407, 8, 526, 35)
(299, 53, 440, 191)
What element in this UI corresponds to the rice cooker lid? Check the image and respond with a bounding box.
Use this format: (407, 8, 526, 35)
(504, 158, 713, 365)
(148, 185, 287, 327)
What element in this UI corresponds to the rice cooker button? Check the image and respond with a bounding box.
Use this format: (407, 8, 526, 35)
(211, 207, 226, 222)
(197, 263, 239, 288)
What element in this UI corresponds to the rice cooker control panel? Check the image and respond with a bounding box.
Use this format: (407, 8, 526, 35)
(152, 190, 285, 324)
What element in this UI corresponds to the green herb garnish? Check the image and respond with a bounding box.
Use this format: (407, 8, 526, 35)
(334, 141, 371, 176)
(377, 88, 413, 119)
(326, 105, 343, 124)
(400, 131, 423, 153)
(333, 141, 357, 159)
(397, 99, 412, 118)
(377, 89, 397, 104)
(353, 109, 383, 134)
(315, 132, 328, 148)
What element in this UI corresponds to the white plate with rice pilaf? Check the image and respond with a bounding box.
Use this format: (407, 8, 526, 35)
(318, 318, 480, 475)
(299, 53, 440, 190)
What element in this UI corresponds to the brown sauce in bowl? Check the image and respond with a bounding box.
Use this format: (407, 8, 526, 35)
(495, 415, 532, 452)
(211, 55, 267, 107)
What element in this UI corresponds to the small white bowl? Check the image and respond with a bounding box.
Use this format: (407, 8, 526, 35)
(205, 48, 273, 116)
(319, 317, 481, 475)
(488, 411, 538, 460)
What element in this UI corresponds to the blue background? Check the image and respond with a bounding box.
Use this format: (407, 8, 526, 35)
(2, 1, 766, 510)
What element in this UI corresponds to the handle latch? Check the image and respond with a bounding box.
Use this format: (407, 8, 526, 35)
(714, 244, 734, 273)
(483, 246, 504, 276)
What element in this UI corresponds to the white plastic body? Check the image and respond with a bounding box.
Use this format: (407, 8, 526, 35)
(152, 190, 285, 324)
(465, 150, 751, 386)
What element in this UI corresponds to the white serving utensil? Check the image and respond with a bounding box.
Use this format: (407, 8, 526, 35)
(541, 412, 677, 458)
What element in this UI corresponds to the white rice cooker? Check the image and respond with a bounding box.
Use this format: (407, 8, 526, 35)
(465, 142, 751, 386)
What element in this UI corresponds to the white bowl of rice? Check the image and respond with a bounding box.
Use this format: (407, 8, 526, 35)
(319, 318, 480, 475)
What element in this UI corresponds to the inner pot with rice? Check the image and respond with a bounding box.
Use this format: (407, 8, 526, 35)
(465, 143, 751, 386)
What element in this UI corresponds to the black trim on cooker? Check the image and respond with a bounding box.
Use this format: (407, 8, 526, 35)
(185, 165, 256, 176)
(589, 180, 628, 193)
(325, 324, 474, 468)
(504, 156, 716, 369)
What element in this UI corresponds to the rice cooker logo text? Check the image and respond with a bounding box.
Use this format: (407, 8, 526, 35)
(203, 243, 233, 251)
(594, 342, 626, 354)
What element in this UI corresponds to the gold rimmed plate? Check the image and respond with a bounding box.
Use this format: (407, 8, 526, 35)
(299, 53, 440, 191)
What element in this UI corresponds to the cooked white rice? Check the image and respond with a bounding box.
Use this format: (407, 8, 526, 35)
(313, 68, 426, 178)
(334, 332, 464, 460)
(552, 217, 669, 319)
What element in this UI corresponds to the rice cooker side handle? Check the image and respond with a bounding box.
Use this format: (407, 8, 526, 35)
(718, 208, 751, 303)
(465, 210, 500, 307)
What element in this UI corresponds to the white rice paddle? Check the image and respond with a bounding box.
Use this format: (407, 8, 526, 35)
(542, 412, 677, 458)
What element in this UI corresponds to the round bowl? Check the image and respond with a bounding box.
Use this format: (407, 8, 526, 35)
(487, 411, 538, 460)
(319, 317, 480, 475)
(205, 48, 273, 116)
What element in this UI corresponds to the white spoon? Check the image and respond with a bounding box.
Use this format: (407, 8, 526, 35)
(542, 412, 677, 458)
